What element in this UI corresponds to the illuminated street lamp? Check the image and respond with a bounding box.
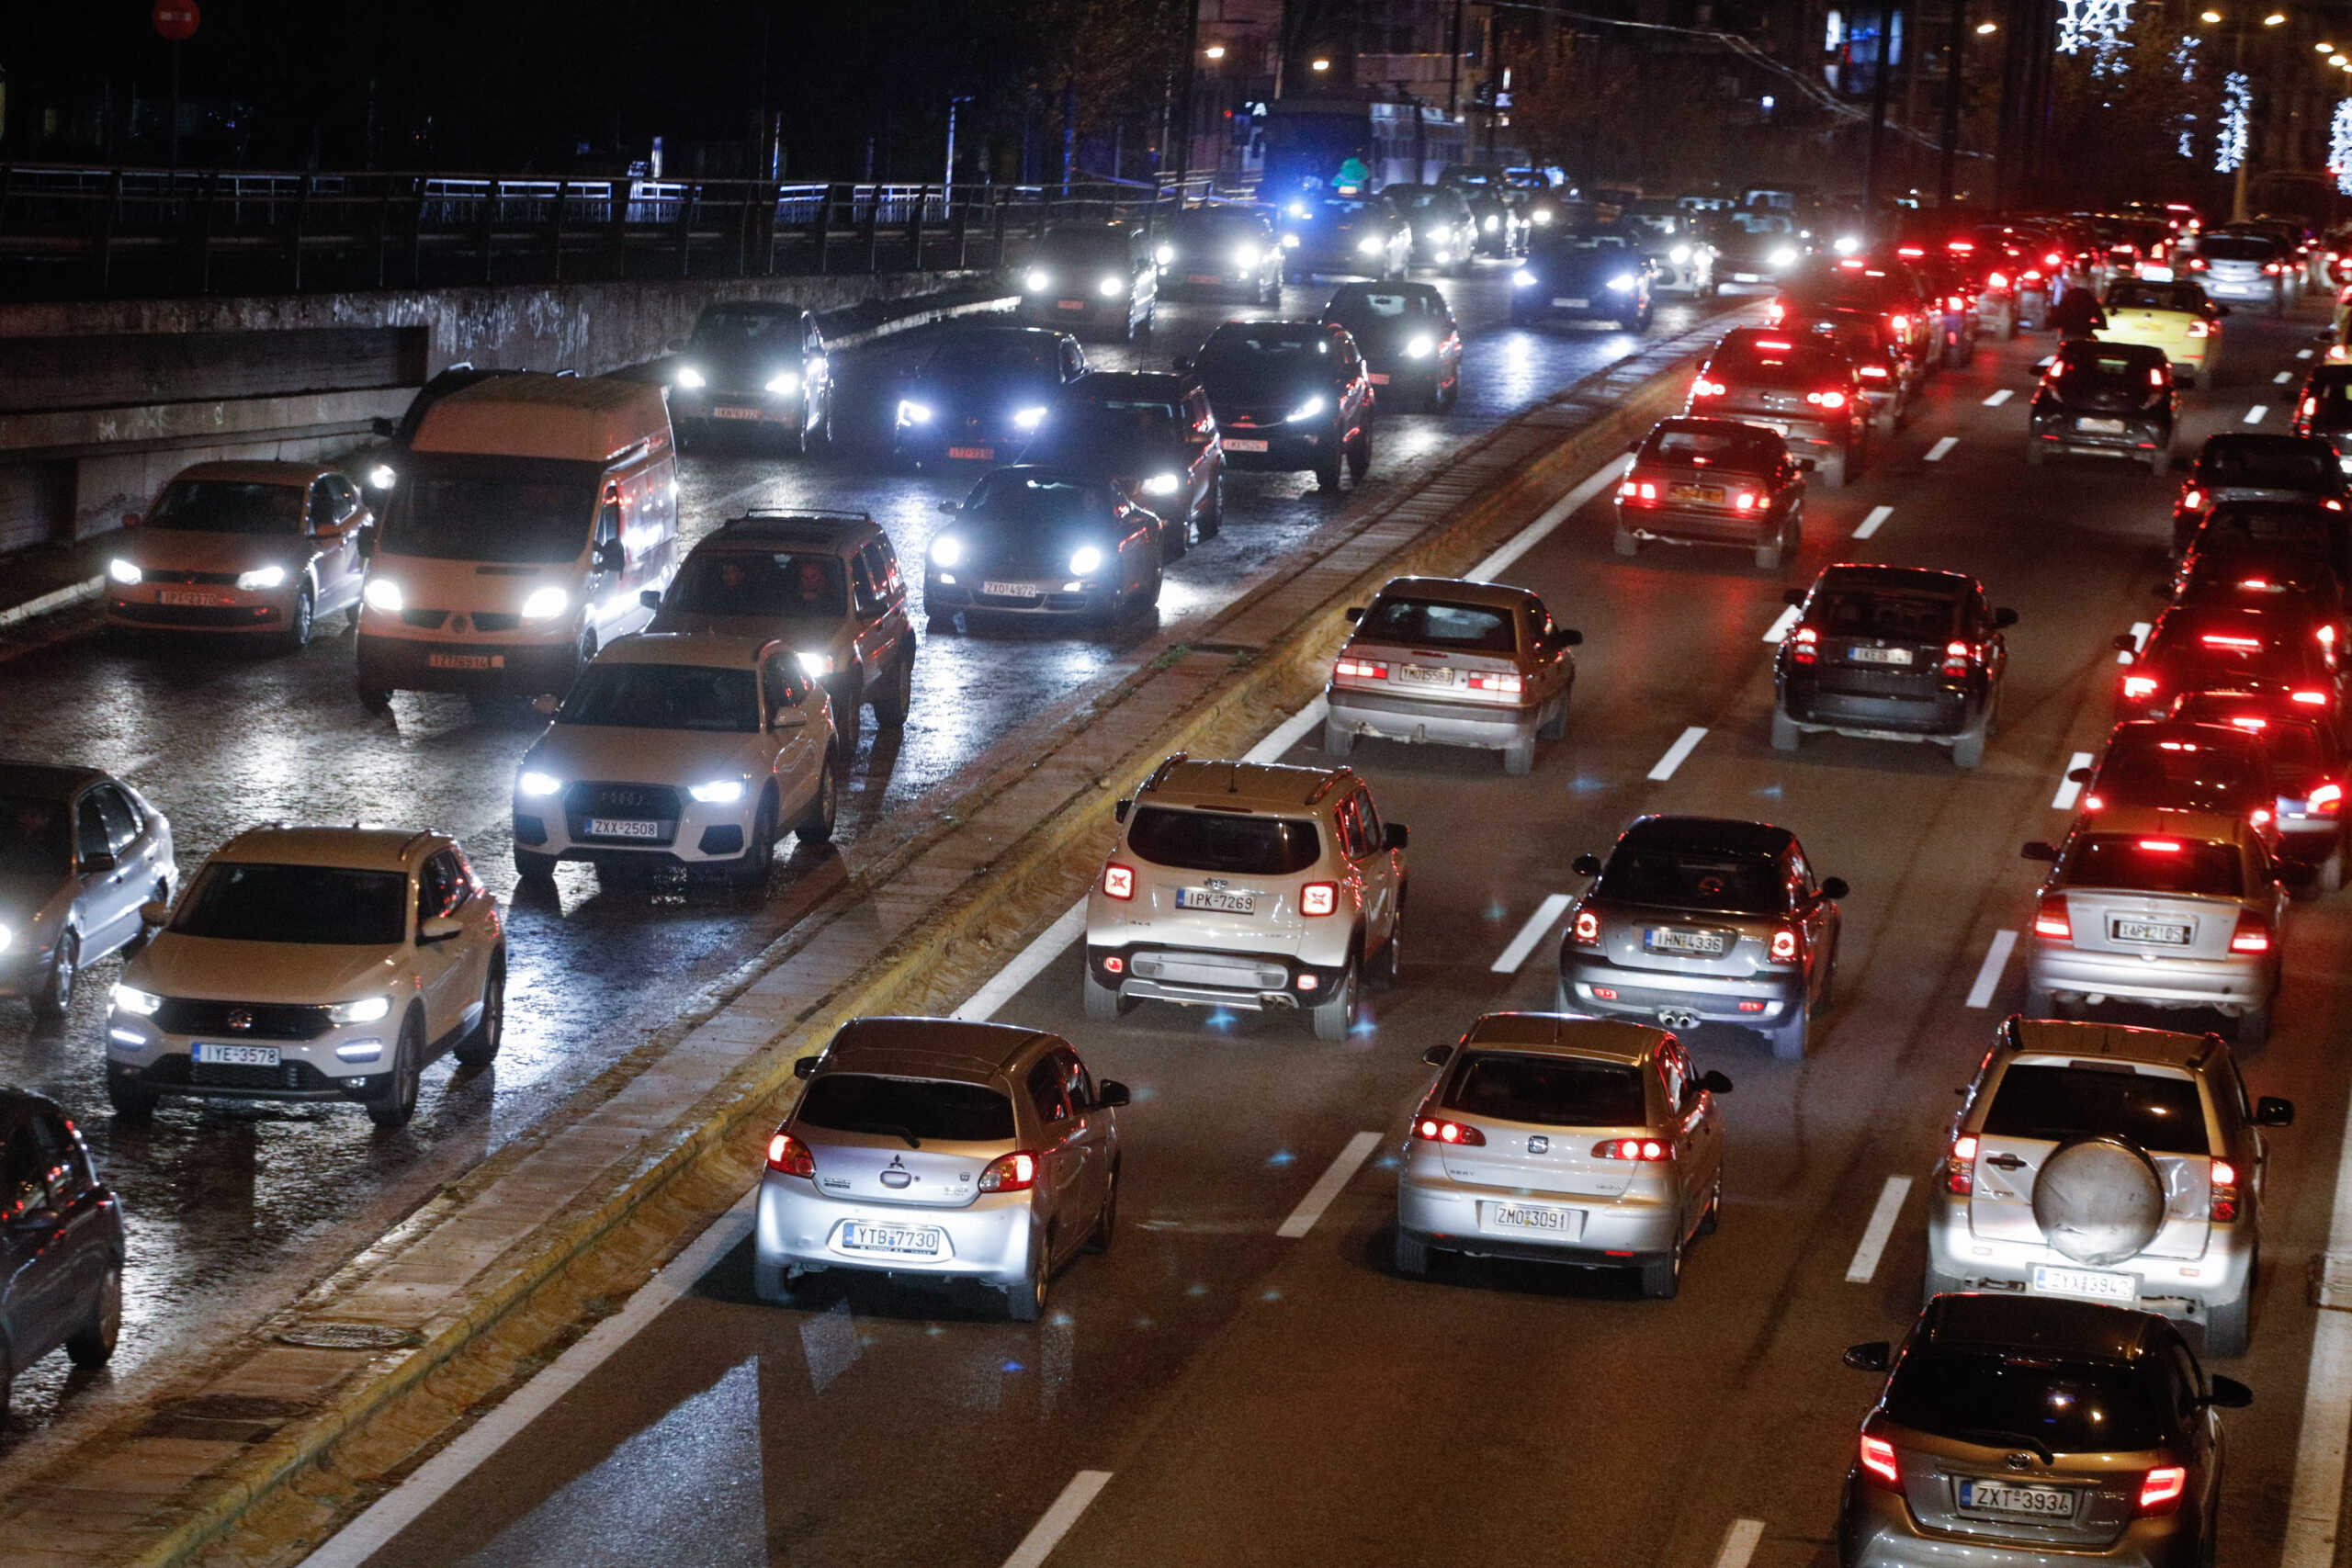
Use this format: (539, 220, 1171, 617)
(1204, 43, 1226, 60)
(2265, 11, 2287, 22)
(1309, 57, 1331, 72)
(1976, 19, 1998, 31)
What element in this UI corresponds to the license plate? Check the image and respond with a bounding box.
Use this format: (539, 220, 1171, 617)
(194, 1043, 280, 1067)
(1225, 437, 1270, 452)
(2078, 417, 2128, 434)
(1552, 296, 1589, 308)
(1368, 372, 1391, 384)
(1057, 299, 1087, 311)
(2111, 918, 2190, 945)
(1668, 482, 1726, 504)
(981, 580, 1037, 598)
(1175, 886, 1257, 914)
(946, 446, 995, 460)
(1186, 274, 1221, 284)
(2031, 1262, 2138, 1303)
(427, 652, 502, 670)
(1487, 1201, 1582, 1236)
(1397, 664, 1453, 686)
(1646, 927, 1727, 955)
(839, 1222, 946, 1256)
(714, 406, 763, 421)
(1960, 1480, 2079, 1519)
(1849, 646, 1914, 665)
(588, 818, 663, 840)
(159, 589, 228, 607)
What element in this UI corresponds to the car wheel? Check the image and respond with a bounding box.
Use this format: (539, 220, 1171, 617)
(107, 1076, 158, 1120)
(2024, 983, 2058, 1017)
(366, 1012, 424, 1130)
(2321, 841, 2346, 894)
(2025, 439, 2046, 467)
(1199, 474, 1224, 539)
(731, 798, 778, 889)
(1753, 519, 1786, 572)
(1394, 1226, 1430, 1277)
(1698, 1169, 1722, 1235)
(1310, 957, 1359, 1042)
(1007, 1230, 1048, 1323)
(514, 849, 558, 885)
(1347, 427, 1371, 481)
(1502, 736, 1536, 775)
(278, 583, 315, 653)
(1375, 907, 1404, 989)
(1082, 971, 1134, 1021)
(1316, 450, 1342, 491)
(1638, 1240, 1682, 1299)
(1082, 1161, 1119, 1254)
(1822, 448, 1849, 489)
(2206, 1266, 2254, 1357)
(356, 682, 394, 710)
(451, 953, 505, 1069)
(1612, 523, 1640, 557)
(1321, 716, 1355, 757)
(751, 1258, 802, 1306)
(1771, 999, 1811, 1062)
(796, 761, 838, 845)
(30, 931, 76, 1023)
(2235, 997, 2273, 1046)
(1951, 715, 1989, 770)
(1770, 707, 1802, 752)
(871, 648, 914, 728)
(64, 1263, 122, 1368)
(1538, 695, 1568, 740)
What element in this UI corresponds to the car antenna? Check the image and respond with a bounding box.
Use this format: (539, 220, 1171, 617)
(1228, 762, 1240, 794)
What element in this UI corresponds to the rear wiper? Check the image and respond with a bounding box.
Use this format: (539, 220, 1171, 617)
(1946, 1427, 2056, 1465)
(853, 1122, 922, 1148)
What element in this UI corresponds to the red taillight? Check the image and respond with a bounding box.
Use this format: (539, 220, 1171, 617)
(2189, 257, 2208, 270)
(2044, 251, 2064, 267)
(2211, 1157, 2240, 1222)
(1103, 954, 1124, 974)
(2312, 781, 2344, 813)
(1595, 1137, 1669, 1161)
(1620, 477, 1660, 501)
(1335, 655, 1388, 681)
(2150, 368, 2167, 389)
(2188, 321, 2211, 337)
(1468, 671, 1525, 694)
(1891, 314, 1912, 334)
(2200, 633, 2263, 649)
(1987, 269, 2008, 288)
(2251, 807, 2273, 828)
(2266, 262, 2284, 275)
(1947, 1133, 1981, 1193)
(2304, 398, 2320, 419)
(2022, 269, 2043, 284)
(2139, 839, 2183, 852)
(2083, 793, 2106, 811)
(2293, 689, 2331, 706)
(2182, 488, 2205, 510)
(1102, 863, 1135, 900)
(1806, 389, 1849, 410)
(978, 1150, 1040, 1191)
(1942, 639, 1973, 677)
(1755, 338, 1794, 350)
(2034, 895, 2072, 942)
(1733, 490, 1758, 511)
(766, 1131, 816, 1177)
(1691, 377, 1727, 398)
(2122, 674, 2160, 701)
(1414, 1116, 1487, 1145)
(1769, 927, 1800, 963)
(2228, 909, 2272, 953)
(1571, 908, 1601, 946)
(1790, 625, 1818, 665)
(1300, 881, 1339, 917)
(1860, 1434, 1903, 1490)
(2138, 1465, 2188, 1515)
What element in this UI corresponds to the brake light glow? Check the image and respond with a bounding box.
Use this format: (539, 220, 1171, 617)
(978, 1150, 1040, 1191)
(2034, 896, 2073, 941)
(1755, 339, 1793, 351)
(1769, 927, 1800, 962)
(1691, 377, 1727, 398)
(1300, 881, 1339, 917)
(2188, 321, 2211, 337)
(2083, 793, 2106, 811)
(1805, 389, 1849, 409)
(2228, 909, 2272, 953)
(1468, 671, 1525, 694)
(2230, 715, 2267, 730)
(1946, 1134, 1979, 1193)
(2044, 251, 2063, 267)
(2138, 1465, 2188, 1515)
(765, 1132, 816, 1177)
(1335, 655, 1388, 681)
(2182, 488, 2204, 510)
(1950, 239, 1976, 253)
(2304, 399, 2320, 419)
(1595, 1137, 1669, 1161)
(2211, 1157, 2240, 1222)
(1102, 863, 1135, 900)
(2312, 781, 2344, 812)
(2123, 674, 2160, 700)
(2200, 634, 2264, 649)
(2150, 368, 2167, 389)
(2267, 262, 2284, 275)
(1942, 639, 1973, 677)
(1987, 269, 2008, 288)
(2138, 839, 2184, 852)
(2294, 689, 2331, 705)
(1860, 1435, 1902, 1490)
(1733, 490, 1759, 511)
(1890, 313, 1911, 333)
(1764, 301, 1787, 325)
(1571, 908, 1601, 946)
(1790, 626, 1818, 664)
(1414, 1116, 1487, 1145)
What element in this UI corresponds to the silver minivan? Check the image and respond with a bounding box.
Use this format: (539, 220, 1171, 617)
(754, 1018, 1128, 1321)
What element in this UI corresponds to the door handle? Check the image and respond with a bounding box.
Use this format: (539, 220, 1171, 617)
(1984, 1153, 2028, 1171)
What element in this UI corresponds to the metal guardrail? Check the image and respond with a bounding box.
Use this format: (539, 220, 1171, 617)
(0, 165, 1227, 301)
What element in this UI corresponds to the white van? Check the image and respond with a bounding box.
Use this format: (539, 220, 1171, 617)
(355, 375, 679, 704)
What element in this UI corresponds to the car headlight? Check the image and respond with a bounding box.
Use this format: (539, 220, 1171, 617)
(1424, 227, 1447, 242)
(1013, 405, 1047, 431)
(766, 370, 801, 396)
(1668, 243, 1691, 264)
(1405, 334, 1434, 358)
(674, 365, 707, 389)
(689, 779, 746, 805)
(236, 565, 288, 592)
(363, 577, 404, 614)
(1097, 275, 1125, 298)
(328, 995, 392, 1025)
(1607, 274, 1636, 293)
(516, 770, 563, 797)
(897, 400, 933, 425)
(1025, 269, 1051, 292)
(1769, 246, 1799, 268)
(110, 984, 164, 1017)
(107, 558, 142, 585)
(795, 650, 833, 677)
(1286, 396, 1327, 423)
(1141, 472, 1182, 496)
(0, 922, 12, 954)
(1533, 208, 1555, 225)
(1484, 214, 1499, 231)
(1833, 235, 1861, 256)
(1069, 546, 1104, 576)
(931, 534, 964, 568)
(1156, 243, 1175, 265)
(1282, 232, 1301, 249)
(368, 463, 397, 491)
(520, 585, 570, 620)
(1511, 268, 1537, 288)
(1287, 200, 1309, 219)
(1233, 243, 1261, 268)
(1356, 235, 1385, 256)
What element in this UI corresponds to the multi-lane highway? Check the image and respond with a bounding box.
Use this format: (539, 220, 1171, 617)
(0, 265, 1736, 1437)
(299, 303, 2352, 1568)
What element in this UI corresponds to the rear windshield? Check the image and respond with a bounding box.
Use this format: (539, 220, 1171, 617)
(2056, 350, 2159, 389)
(1357, 596, 1517, 652)
(172, 863, 408, 946)
(1649, 425, 1783, 466)
(2062, 834, 2244, 897)
(1444, 1052, 1648, 1127)
(1598, 848, 1784, 915)
(1983, 1063, 2210, 1154)
(382, 467, 599, 566)
(670, 551, 846, 620)
(2172, 703, 2330, 773)
(2196, 506, 2337, 553)
(2196, 235, 2277, 261)
(147, 479, 305, 536)
(1884, 1348, 2169, 1452)
(0, 795, 70, 880)
(2154, 619, 2311, 684)
(558, 663, 758, 733)
(797, 1074, 1017, 1144)
(1812, 587, 1962, 639)
(2100, 735, 2262, 802)
(1710, 341, 1843, 389)
(2199, 446, 2335, 490)
(2107, 282, 2204, 312)
(1126, 805, 1322, 874)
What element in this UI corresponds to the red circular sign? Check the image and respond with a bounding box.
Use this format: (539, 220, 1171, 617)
(153, 0, 199, 40)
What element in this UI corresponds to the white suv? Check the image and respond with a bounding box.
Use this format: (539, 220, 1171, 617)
(1083, 755, 1408, 1040)
(106, 826, 505, 1129)
(511, 632, 838, 888)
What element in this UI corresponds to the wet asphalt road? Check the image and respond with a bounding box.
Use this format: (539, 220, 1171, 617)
(0, 260, 1736, 1438)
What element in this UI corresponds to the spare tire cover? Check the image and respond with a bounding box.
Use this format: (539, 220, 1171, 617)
(2033, 1135, 2166, 1267)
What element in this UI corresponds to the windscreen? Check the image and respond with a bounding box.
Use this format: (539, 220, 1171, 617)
(559, 664, 758, 732)
(967, 473, 1109, 525)
(1173, 209, 1264, 241)
(1356, 597, 1517, 652)
(1328, 290, 1440, 330)
(1884, 1348, 2169, 1452)
(669, 552, 846, 620)
(1650, 424, 1783, 468)
(796, 1074, 1017, 1144)
(0, 796, 70, 880)
(1444, 1052, 1648, 1127)
(1125, 806, 1322, 874)
(1811, 586, 1962, 639)
(382, 467, 599, 565)
(2062, 834, 2244, 897)
(1041, 230, 1131, 265)
(2196, 235, 2278, 262)
(1984, 1063, 2210, 1154)
(2106, 282, 2204, 312)
(688, 310, 802, 356)
(929, 338, 1058, 378)
(1598, 848, 1783, 914)
(1030, 401, 1183, 454)
(173, 863, 408, 945)
(147, 480, 305, 536)
(1202, 327, 1327, 371)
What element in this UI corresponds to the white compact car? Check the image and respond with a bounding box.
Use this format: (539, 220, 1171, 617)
(511, 632, 837, 887)
(106, 826, 505, 1128)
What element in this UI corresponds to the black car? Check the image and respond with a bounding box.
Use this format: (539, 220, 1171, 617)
(2290, 363, 2352, 468)
(2029, 340, 2178, 474)
(1384, 184, 1477, 275)
(891, 328, 1086, 468)
(2178, 499, 2352, 593)
(1283, 195, 1411, 282)
(1155, 205, 1283, 303)
(1773, 563, 2016, 767)
(1017, 371, 1226, 556)
(0, 1087, 123, 1424)
(667, 300, 835, 456)
(1180, 320, 1374, 490)
(923, 467, 1163, 629)
(1613, 416, 1807, 570)
(1319, 282, 1463, 410)
(1510, 231, 1654, 330)
(1686, 328, 1871, 488)
(1018, 223, 1158, 343)
(2172, 433, 2352, 556)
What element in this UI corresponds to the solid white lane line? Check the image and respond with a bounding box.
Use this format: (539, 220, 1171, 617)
(1712, 1517, 1769, 1568)
(1244, 696, 1329, 763)
(2245, 404, 2269, 424)
(2117, 620, 2149, 664)
(1001, 1471, 1115, 1568)
(1981, 389, 2013, 407)
(1277, 1132, 1383, 1239)
(2281, 1072, 2352, 1565)
(2052, 751, 2096, 811)
(1762, 604, 1800, 643)
(1925, 436, 1959, 461)
(956, 903, 1089, 1022)
(1964, 931, 2018, 1010)
(1471, 455, 1634, 580)
(1845, 1177, 1915, 1284)
(1493, 893, 1573, 974)
(1648, 726, 1707, 781)
(2277, 370, 2296, 385)
(302, 1193, 761, 1568)
(1853, 504, 1894, 539)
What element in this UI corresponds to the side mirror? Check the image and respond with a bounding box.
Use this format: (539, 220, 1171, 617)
(370, 416, 401, 439)
(2206, 1374, 2254, 1409)
(1384, 822, 1409, 852)
(1572, 852, 1603, 877)
(1421, 1043, 1453, 1066)
(2111, 632, 2142, 653)
(1783, 587, 1808, 608)
(793, 1056, 819, 1080)
(1842, 1341, 1893, 1373)
(1095, 1079, 1133, 1109)
(2068, 766, 2095, 784)
(771, 707, 808, 731)
(139, 899, 170, 927)
(639, 588, 664, 611)
(80, 850, 119, 874)
(1343, 605, 1363, 622)
(121, 512, 141, 529)
(1994, 607, 2019, 628)
(1170, 355, 1195, 373)
(1555, 627, 1584, 648)
(1114, 797, 1132, 824)
(937, 500, 962, 514)
(1702, 1069, 1734, 1094)
(592, 540, 627, 574)
(418, 915, 464, 944)
(2256, 1095, 2296, 1126)
(2021, 840, 2058, 862)
(532, 694, 561, 716)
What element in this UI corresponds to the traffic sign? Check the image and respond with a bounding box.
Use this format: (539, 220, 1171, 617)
(153, 0, 199, 41)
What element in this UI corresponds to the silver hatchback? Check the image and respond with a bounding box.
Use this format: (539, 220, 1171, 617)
(1395, 1014, 1730, 1299)
(754, 1017, 1128, 1321)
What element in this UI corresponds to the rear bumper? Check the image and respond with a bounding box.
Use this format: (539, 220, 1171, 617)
(1614, 500, 1778, 547)
(1839, 1480, 2190, 1568)
(1397, 1174, 1680, 1262)
(1780, 677, 1978, 740)
(2024, 940, 2275, 1013)
(756, 1172, 1035, 1290)
(1557, 953, 1804, 1025)
(1086, 942, 1351, 1011)
(1324, 683, 1543, 750)
(2030, 414, 2170, 457)
(1924, 1194, 2254, 1319)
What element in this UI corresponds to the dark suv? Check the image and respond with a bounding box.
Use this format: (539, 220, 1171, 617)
(1181, 321, 1374, 491)
(1, 1089, 123, 1425)
(2030, 340, 2177, 474)
(1686, 328, 1870, 488)
(1773, 564, 2016, 767)
(2171, 434, 2350, 557)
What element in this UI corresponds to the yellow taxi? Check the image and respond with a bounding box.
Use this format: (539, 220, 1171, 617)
(2097, 277, 2228, 386)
